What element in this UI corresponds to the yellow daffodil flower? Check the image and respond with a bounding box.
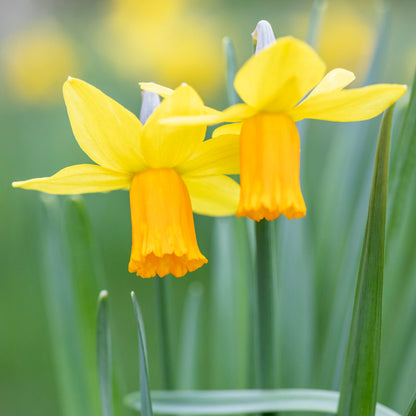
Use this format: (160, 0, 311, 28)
(13, 78, 240, 278)
(159, 21, 407, 222)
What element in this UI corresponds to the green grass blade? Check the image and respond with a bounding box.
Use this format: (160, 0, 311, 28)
(404, 394, 416, 416)
(210, 217, 251, 389)
(337, 107, 393, 416)
(124, 389, 400, 416)
(40, 195, 98, 416)
(388, 69, 416, 242)
(305, 0, 327, 47)
(223, 37, 240, 105)
(154, 277, 174, 389)
(97, 290, 113, 416)
(131, 291, 153, 416)
(177, 283, 204, 389)
(65, 196, 103, 406)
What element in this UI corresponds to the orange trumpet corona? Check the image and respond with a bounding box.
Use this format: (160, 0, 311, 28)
(128, 168, 207, 278)
(237, 113, 306, 221)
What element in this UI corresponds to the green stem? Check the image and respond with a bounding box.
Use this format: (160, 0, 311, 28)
(154, 277, 174, 390)
(254, 219, 278, 390)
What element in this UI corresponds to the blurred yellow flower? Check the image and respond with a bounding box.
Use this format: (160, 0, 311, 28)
(161, 21, 407, 222)
(97, 0, 222, 98)
(13, 79, 240, 278)
(318, 3, 376, 76)
(2, 23, 78, 104)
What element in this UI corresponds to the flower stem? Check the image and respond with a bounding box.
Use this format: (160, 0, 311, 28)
(254, 219, 278, 389)
(154, 277, 174, 390)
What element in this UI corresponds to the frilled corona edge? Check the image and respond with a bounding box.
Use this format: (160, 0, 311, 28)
(237, 113, 306, 221)
(128, 168, 207, 278)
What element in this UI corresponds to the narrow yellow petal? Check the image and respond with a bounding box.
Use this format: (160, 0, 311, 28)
(160, 104, 256, 126)
(307, 68, 356, 98)
(289, 84, 407, 122)
(12, 164, 133, 194)
(139, 82, 220, 116)
(234, 36, 326, 112)
(183, 175, 240, 216)
(64, 78, 146, 173)
(203, 106, 222, 116)
(139, 82, 174, 98)
(141, 84, 206, 167)
(212, 123, 242, 137)
(177, 134, 240, 176)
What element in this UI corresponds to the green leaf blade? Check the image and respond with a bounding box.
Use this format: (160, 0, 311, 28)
(131, 291, 154, 416)
(223, 37, 241, 106)
(177, 282, 204, 389)
(124, 389, 400, 416)
(40, 195, 99, 416)
(338, 107, 393, 416)
(404, 394, 416, 416)
(97, 290, 113, 416)
(388, 69, 416, 241)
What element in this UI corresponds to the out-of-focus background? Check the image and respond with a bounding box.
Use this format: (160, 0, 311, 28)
(2, 0, 416, 415)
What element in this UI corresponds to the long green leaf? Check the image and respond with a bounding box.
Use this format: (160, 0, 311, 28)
(124, 389, 400, 416)
(305, 0, 327, 47)
(65, 196, 103, 409)
(337, 107, 393, 416)
(222, 37, 240, 105)
(210, 217, 251, 389)
(131, 291, 153, 416)
(97, 290, 113, 416)
(388, 69, 416, 242)
(177, 283, 204, 389)
(404, 394, 416, 416)
(40, 195, 99, 416)
(154, 277, 174, 389)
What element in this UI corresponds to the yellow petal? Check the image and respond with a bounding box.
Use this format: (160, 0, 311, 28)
(139, 82, 220, 116)
(177, 134, 240, 176)
(141, 84, 207, 167)
(160, 103, 257, 126)
(12, 164, 133, 194)
(289, 84, 407, 122)
(183, 175, 240, 216)
(139, 82, 174, 98)
(307, 68, 356, 98)
(212, 123, 242, 137)
(64, 78, 146, 173)
(234, 36, 326, 112)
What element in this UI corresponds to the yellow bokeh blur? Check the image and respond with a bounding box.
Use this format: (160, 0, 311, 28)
(317, 3, 376, 78)
(2, 22, 78, 104)
(98, 0, 223, 98)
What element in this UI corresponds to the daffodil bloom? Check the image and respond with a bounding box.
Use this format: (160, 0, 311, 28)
(159, 21, 407, 222)
(13, 78, 240, 278)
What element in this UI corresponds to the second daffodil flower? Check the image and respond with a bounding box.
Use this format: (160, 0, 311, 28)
(160, 20, 407, 222)
(13, 79, 240, 278)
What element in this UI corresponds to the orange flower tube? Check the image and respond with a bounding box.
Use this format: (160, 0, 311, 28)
(237, 113, 306, 221)
(128, 168, 207, 277)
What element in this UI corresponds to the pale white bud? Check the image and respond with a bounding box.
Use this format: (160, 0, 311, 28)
(140, 90, 160, 124)
(252, 20, 276, 54)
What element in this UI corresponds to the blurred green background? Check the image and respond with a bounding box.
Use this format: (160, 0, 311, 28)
(2, 0, 416, 415)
